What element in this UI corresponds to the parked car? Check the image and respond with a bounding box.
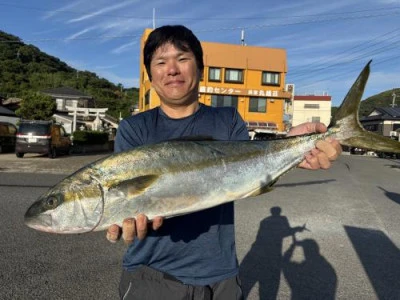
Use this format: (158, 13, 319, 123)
(376, 151, 400, 159)
(0, 121, 17, 153)
(15, 120, 72, 158)
(350, 147, 366, 155)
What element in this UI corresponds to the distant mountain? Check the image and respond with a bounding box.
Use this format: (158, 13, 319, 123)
(0, 30, 138, 119)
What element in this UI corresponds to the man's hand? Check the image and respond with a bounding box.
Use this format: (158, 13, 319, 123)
(106, 214, 164, 245)
(287, 122, 342, 170)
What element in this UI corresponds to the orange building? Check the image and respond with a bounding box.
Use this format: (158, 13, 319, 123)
(138, 28, 292, 133)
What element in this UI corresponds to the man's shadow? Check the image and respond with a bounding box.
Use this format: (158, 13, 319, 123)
(282, 238, 337, 300)
(239, 207, 337, 299)
(239, 206, 305, 299)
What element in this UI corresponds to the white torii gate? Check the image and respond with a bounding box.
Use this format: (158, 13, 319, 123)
(66, 105, 108, 132)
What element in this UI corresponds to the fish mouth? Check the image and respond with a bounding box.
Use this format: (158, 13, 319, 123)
(24, 199, 53, 232)
(24, 213, 54, 233)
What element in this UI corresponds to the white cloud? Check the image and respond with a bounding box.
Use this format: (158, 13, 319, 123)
(67, 1, 136, 23)
(42, 0, 85, 20)
(65, 26, 97, 41)
(111, 40, 138, 54)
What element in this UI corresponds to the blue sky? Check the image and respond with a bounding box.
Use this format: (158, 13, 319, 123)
(1, 0, 400, 106)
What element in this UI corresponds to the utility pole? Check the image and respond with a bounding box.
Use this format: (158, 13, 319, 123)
(391, 90, 397, 108)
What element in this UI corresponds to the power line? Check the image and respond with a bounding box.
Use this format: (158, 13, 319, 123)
(288, 27, 400, 78)
(295, 54, 400, 91)
(288, 32, 400, 82)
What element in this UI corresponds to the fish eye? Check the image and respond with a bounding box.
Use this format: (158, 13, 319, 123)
(46, 196, 58, 209)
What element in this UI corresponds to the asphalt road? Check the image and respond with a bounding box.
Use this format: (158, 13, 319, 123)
(0, 153, 399, 299)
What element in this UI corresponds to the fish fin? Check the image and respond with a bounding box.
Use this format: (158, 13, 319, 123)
(330, 60, 400, 154)
(108, 175, 159, 197)
(247, 179, 278, 197)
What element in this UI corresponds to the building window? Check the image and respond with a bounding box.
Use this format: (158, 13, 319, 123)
(249, 97, 267, 113)
(304, 104, 320, 109)
(208, 67, 221, 82)
(225, 69, 243, 83)
(311, 116, 321, 123)
(211, 95, 238, 109)
(364, 124, 378, 131)
(262, 72, 280, 86)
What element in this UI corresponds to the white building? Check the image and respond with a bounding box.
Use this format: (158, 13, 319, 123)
(291, 95, 332, 127)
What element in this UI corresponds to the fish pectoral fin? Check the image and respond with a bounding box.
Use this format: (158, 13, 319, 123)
(247, 179, 278, 197)
(108, 175, 159, 197)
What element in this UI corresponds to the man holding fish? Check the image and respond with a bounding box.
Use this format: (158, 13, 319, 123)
(108, 25, 341, 300)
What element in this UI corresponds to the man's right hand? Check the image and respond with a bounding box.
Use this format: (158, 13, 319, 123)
(106, 214, 164, 244)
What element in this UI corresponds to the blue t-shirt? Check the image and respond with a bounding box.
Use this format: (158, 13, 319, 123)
(114, 104, 249, 286)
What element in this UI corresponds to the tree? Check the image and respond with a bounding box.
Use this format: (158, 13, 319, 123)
(16, 92, 56, 120)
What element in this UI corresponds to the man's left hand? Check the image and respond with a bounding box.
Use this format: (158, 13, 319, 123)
(287, 122, 342, 170)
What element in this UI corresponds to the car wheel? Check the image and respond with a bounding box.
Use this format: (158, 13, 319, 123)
(16, 152, 24, 158)
(48, 147, 56, 159)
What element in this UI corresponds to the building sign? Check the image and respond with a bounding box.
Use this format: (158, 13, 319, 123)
(199, 86, 242, 95)
(199, 86, 290, 99)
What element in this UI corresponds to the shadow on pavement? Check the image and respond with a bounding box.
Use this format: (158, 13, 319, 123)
(378, 186, 400, 205)
(239, 207, 337, 299)
(344, 226, 400, 299)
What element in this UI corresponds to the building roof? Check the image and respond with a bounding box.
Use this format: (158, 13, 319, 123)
(361, 107, 400, 121)
(0, 106, 16, 116)
(42, 87, 93, 99)
(201, 42, 287, 73)
(371, 107, 400, 117)
(293, 95, 331, 101)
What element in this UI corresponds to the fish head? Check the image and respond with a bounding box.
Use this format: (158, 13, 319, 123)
(24, 171, 104, 234)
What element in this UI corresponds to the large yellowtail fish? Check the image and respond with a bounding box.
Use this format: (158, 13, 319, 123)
(25, 61, 400, 234)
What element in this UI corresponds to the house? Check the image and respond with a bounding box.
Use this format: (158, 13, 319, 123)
(42, 87, 95, 112)
(360, 107, 400, 139)
(41, 87, 118, 134)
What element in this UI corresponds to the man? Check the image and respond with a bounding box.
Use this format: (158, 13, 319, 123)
(107, 25, 341, 300)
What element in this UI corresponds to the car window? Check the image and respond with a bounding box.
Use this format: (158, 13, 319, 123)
(18, 123, 50, 135)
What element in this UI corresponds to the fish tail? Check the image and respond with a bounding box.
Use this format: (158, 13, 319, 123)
(329, 60, 400, 154)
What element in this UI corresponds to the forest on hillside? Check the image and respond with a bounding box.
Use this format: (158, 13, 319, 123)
(358, 88, 400, 117)
(0, 30, 138, 119)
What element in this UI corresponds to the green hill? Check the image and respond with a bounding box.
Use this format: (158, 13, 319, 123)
(359, 88, 400, 117)
(331, 88, 399, 119)
(0, 30, 138, 119)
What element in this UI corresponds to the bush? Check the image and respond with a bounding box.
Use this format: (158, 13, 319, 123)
(72, 131, 109, 145)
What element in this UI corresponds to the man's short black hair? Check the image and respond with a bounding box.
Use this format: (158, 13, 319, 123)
(143, 25, 204, 81)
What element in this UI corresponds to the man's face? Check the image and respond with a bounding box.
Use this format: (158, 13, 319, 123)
(150, 42, 201, 107)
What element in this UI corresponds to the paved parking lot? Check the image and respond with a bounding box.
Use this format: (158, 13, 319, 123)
(0, 152, 110, 174)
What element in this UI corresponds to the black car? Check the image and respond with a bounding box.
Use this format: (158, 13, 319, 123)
(0, 121, 17, 153)
(15, 120, 72, 158)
